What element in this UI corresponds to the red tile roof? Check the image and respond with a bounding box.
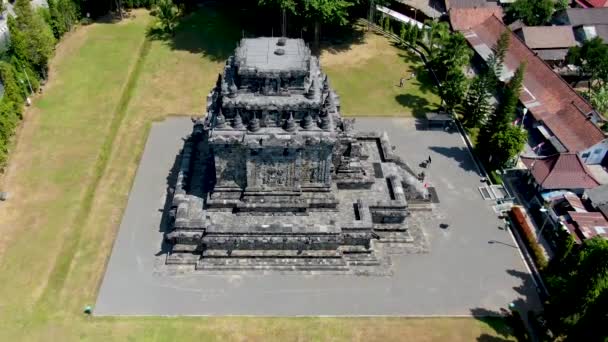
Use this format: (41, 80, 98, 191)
(449, 7, 504, 31)
(575, 0, 608, 8)
(521, 153, 600, 189)
(459, 15, 606, 152)
(568, 211, 608, 240)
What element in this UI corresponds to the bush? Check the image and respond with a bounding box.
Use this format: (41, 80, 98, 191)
(510, 206, 549, 270)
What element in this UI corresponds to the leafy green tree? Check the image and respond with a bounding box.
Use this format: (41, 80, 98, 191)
(257, 0, 358, 50)
(463, 74, 493, 128)
(506, 0, 555, 26)
(303, 0, 358, 51)
(440, 69, 468, 111)
(424, 19, 450, 57)
(546, 238, 608, 341)
(155, 0, 179, 34)
(259, 0, 297, 36)
(488, 125, 527, 168)
(479, 63, 526, 168)
(0, 61, 25, 110)
(432, 32, 472, 77)
(567, 37, 608, 87)
(589, 84, 608, 115)
(487, 30, 510, 82)
(10, 0, 56, 75)
(47, 0, 79, 38)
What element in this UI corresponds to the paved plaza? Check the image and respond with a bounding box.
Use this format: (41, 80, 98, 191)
(95, 117, 541, 316)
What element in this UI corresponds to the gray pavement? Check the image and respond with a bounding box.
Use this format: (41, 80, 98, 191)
(95, 117, 541, 316)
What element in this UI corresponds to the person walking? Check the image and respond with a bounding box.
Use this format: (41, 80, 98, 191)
(428, 156, 432, 165)
(399, 77, 405, 87)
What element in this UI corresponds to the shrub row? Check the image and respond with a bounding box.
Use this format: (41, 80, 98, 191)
(510, 206, 549, 270)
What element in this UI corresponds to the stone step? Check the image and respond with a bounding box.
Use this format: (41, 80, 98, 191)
(375, 231, 414, 243)
(166, 253, 199, 265)
(202, 249, 341, 258)
(373, 223, 407, 232)
(409, 203, 433, 211)
(195, 257, 349, 272)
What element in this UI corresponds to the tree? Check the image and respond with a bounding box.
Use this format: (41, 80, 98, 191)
(463, 74, 493, 128)
(258, 0, 296, 36)
(440, 70, 468, 112)
(10, 0, 56, 75)
(479, 63, 526, 168)
(257, 0, 358, 51)
(506, 0, 555, 26)
(567, 37, 608, 87)
(546, 238, 608, 341)
(47, 0, 79, 38)
(303, 0, 358, 52)
(155, 0, 179, 34)
(424, 19, 450, 57)
(432, 32, 472, 78)
(487, 30, 510, 81)
(488, 125, 527, 168)
(590, 84, 608, 115)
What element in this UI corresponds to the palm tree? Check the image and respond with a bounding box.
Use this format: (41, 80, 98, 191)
(590, 84, 608, 115)
(156, 0, 179, 34)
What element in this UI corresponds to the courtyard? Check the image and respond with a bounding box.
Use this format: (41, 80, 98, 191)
(0, 5, 518, 341)
(96, 116, 540, 316)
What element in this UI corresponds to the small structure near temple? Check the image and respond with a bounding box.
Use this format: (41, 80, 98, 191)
(165, 37, 431, 274)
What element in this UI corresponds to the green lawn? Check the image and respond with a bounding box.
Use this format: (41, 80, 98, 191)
(322, 30, 441, 117)
(0, 7, 511, 341)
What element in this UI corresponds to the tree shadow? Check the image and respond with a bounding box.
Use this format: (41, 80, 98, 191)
(395, 93, 436, 118)
(397, 52, 441, 96)
(470, 268, 544, 341)
(428, 146, 481, 174)
(147, 4, 243, 62)
(319, 24, 366, 55)
(149, 3, 372, 63)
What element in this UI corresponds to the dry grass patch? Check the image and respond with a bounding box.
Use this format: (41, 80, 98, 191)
(0, 7, 513, 341)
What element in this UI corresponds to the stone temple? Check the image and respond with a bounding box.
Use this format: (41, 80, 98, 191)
(165, 37, 431, 274)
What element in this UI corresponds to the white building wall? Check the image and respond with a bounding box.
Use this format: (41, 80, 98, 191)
(579, 139, 608, 165)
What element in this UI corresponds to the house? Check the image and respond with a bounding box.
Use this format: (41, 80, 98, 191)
(513, 26, 577, 65)
(554, 7, 608, 42)
(452, 13, 608, 165)
(574, 0, 608, 8)
(564, 211, 608, 242)
(521, 153, 600, 193)
(448, 6, 504, 31)
(444, 0, 499, 10)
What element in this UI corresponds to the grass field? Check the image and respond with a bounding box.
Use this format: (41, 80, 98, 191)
(321, 29, 441, 117)
(0, 7, 512, 341)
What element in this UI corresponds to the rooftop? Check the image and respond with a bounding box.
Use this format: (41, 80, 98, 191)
(445, 0, 498, 9)
(517, 26, 577, 49)
(448, 7, 503, 31)
(568, 211, 608, 241)
(562, 7, 608, 26)
(459, 15, 605, 152)
(575, 0, 608, 8)
(235, 37, 310, 73)
(521, 153, 600, 190)
(586, 184, 608, 206)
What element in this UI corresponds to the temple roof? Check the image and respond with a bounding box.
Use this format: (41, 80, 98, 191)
(235, 38, 310, 74)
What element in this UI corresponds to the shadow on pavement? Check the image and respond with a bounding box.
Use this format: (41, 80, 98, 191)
(428, 145, 481, 174)
(470, 268, 543, 341)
